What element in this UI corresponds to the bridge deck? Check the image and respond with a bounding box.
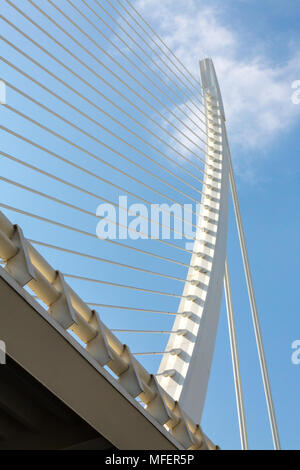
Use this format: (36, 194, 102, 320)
(0, 266, 181, 450)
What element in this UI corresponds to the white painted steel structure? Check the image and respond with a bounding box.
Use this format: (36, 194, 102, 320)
(0, 0, 280, 450)
(158, 58, 280, 449)
(224, 259, 248, 450)
(0, 209, 216, 450)
(158, 59, 229, 423)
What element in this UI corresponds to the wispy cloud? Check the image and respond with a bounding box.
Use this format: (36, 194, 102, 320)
(133, 0, 300, 179)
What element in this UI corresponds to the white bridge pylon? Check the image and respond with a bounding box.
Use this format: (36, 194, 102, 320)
(158, 58, 281, 450)
(0, 0, 280, 448)
(158, 58, 229, 422)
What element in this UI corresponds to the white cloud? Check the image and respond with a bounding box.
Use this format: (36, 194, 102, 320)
(132, 0, 300, 178)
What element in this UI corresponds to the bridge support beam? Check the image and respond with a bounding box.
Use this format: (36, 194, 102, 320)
(224, 259, 248, 450)
(226, 134, 281, 450)
(0, 266, 181, 450)
(157, 58, 229, 423)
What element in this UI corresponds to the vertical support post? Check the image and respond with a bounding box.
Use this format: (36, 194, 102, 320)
(224, 259, 248, 450)
(226, 138, 281, 450)
(157, 58, 229, 423)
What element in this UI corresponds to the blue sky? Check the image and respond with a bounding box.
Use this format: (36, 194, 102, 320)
(0, 0, 299, 450)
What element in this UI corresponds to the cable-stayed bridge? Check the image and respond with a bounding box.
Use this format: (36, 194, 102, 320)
(0, 0, 280, 450)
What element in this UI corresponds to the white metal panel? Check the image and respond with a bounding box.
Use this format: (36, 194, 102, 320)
(157, 58, 230, 423)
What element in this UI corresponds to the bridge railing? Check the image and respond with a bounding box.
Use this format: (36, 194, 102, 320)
(0, 208, 217, 450)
